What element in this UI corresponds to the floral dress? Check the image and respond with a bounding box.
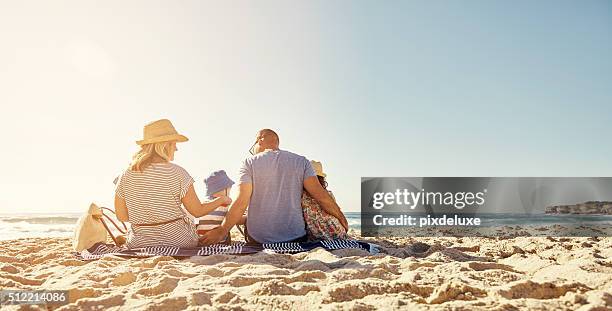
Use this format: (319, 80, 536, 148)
(301, 191, 347, 240)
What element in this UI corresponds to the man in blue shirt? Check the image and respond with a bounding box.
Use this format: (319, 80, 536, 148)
(200, 129, 348, 244)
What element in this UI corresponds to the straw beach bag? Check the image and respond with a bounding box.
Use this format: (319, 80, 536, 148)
(72, 203, 127, 251)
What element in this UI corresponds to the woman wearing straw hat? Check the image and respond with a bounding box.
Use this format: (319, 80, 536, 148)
(113, 119, 231, 248)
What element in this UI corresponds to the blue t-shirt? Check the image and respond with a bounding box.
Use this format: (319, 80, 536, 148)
(239, 149, 316, 243)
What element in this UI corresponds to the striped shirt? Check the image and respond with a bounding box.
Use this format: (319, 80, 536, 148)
(197, 205, 228, 231)
(115, 162, 199, 248)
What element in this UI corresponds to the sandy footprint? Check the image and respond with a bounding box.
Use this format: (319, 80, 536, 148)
(134, 276, 180, 297)
(252, 279, 320, 296)
(496, 280, 591, 299)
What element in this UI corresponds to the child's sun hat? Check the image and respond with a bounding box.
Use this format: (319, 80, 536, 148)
(204, 170, 235, 199)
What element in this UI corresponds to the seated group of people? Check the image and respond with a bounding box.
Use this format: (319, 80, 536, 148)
(113, 119, 349, 248)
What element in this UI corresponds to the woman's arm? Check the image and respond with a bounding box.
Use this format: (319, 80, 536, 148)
(181, 184, 231, 218)
(114, 195, 129, 222)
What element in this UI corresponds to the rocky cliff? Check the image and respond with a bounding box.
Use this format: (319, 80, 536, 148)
(545, 201, 612, 215)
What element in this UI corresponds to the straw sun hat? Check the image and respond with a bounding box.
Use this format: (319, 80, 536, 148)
(136, 119, 188, 145)
(310, 160, 327, 178)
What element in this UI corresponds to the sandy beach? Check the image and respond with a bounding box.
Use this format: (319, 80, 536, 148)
(0, 229, 610, 310)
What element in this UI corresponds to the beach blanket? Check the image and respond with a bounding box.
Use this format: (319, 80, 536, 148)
(75, 239, 379, 260)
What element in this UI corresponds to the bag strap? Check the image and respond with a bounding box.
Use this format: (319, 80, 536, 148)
(99, 216, 122, 246)
(95, 207, 128, 246)
(100, 207, 127, 234)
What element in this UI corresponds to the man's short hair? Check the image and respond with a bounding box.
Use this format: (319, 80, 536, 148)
(260, 129, 279, 144)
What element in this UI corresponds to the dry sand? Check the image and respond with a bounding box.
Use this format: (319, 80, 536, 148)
(0, 230, 610, 310)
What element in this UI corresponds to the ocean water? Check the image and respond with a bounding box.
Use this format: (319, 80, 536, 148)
(0, 213, 81, 240)
(0, 212, 359, 241)
(1, 212, 609, 240)
(346, 212, 362, 229)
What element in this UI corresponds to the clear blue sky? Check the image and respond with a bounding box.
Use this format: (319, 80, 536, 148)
(0, 1, 610, 213)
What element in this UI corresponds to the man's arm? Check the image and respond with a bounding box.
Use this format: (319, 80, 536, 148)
(200, 183, 252, 245)
(220, 183, 252, 231)
(303, 176, 349, 230)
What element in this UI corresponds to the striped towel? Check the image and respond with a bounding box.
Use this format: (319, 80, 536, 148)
(74, 239, 379, 261)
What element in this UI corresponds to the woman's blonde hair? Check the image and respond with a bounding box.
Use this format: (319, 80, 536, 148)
(130, 141, 175, 172)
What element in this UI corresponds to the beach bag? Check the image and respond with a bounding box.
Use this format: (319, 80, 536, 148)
(73, 203, 107, 251)
(73, 203, 128, 251)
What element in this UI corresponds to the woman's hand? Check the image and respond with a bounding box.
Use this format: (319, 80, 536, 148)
(218, 195, 232, 207)
(183, 185, 232, 218)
